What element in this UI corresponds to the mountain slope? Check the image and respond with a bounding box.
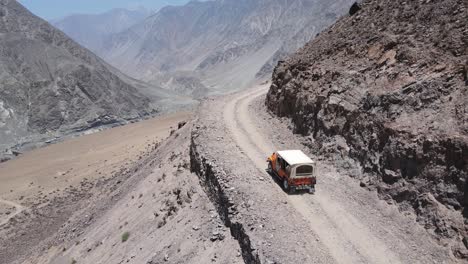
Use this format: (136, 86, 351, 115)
(53, 8, 150, 54)
(266, 0, 468, 258)
(0, 0, 160, 154)
(101, 0, 355, 95)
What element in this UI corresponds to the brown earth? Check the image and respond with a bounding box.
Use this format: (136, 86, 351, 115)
(26, 121, 241, 264)
(0, 111, 191, 203)
(0, 111, 242, 264)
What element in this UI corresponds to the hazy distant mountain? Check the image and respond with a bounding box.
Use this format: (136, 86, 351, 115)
(53, 8, 151, 54)
(101, 0, 355, 95)
(0, 0, 182, 154)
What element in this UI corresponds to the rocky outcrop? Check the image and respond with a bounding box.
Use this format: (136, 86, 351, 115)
(267, 0, 467, 258)
(190, 134, 260, 264)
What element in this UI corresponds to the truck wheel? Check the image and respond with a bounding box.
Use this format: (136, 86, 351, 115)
(283, 179, 290, 193)
(309, 186, 315, 194)
(267, 161, 272, 172)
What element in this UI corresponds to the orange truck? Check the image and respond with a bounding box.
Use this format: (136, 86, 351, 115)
(267, 150, 316, 194)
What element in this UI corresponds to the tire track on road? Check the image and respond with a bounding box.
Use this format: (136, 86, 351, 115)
(224, 86, 402, 264)
(0, 199, 25, 226)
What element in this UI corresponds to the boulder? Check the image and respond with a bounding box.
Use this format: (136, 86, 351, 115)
(349, 2, 361, 16)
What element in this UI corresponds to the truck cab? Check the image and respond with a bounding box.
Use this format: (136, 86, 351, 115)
(267, 150, 316, 194)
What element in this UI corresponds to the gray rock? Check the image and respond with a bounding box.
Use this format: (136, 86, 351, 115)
(0, 0, 191, 154)
(382, 169, 401, 184)
(266, 0, 468, 258)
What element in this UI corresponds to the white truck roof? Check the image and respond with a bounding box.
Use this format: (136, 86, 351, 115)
(277, 150, 314, 166)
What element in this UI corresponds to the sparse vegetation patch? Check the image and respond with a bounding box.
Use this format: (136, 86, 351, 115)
(121, 231, 130, 242)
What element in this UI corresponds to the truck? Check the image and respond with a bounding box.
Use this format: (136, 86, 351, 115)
(267, 150, 316, 194)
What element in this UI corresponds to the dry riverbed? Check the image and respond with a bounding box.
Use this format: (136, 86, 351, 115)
(0, 112, 190, 204)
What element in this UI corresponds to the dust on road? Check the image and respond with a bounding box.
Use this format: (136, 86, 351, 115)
(221, 85, 455, 263)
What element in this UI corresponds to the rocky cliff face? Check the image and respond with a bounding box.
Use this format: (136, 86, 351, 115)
(267, 0, 467, 258)
(0, 0, 156, 155)
(101, 0, 355, 95)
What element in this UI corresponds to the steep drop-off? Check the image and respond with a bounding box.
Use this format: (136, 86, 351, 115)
(267, 0, 467, 258)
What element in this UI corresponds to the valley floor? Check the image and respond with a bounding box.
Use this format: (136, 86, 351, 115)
(0, 112, 191, 201)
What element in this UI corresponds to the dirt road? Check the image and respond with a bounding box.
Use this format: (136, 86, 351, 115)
(0, 199, 25, 227)
(221, 85, 455, 263)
